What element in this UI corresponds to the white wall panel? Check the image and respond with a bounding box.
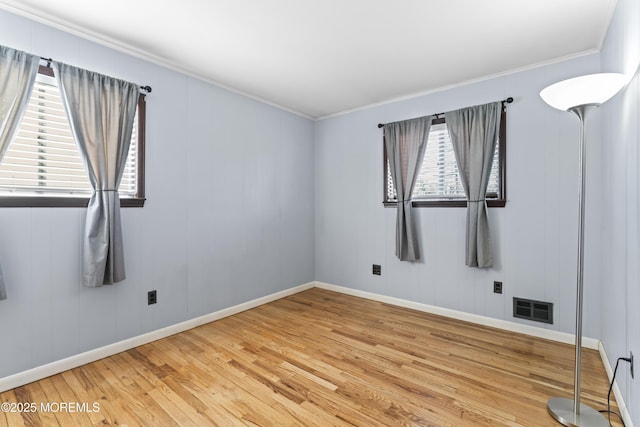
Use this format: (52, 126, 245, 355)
(49, 209, 83, 361)
(27, 209, 53, 367)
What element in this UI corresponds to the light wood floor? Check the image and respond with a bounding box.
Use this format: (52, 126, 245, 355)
(0, 288, 621, 426)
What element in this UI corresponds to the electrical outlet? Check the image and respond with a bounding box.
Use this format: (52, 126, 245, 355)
(147, 290, 157, 305)
(372, 264, 381, 276)
(493, 281, 503, 294)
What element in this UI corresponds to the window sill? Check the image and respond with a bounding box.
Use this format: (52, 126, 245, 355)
(0, 196, 146, 208)
(383, 199, 506, 208)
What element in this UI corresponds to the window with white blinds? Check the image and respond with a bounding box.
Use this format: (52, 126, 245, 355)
(385, 117, 505, 206)
(0, 70, 144, 206)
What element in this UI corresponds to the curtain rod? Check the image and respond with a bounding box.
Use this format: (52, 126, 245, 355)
(39, 56, 152, 94)
(377, 97, 513, 128)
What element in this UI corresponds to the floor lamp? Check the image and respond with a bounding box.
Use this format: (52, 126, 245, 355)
(540, 73, 626, 426)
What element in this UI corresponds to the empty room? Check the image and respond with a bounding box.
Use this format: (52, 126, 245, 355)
(0, 0, 638, 426)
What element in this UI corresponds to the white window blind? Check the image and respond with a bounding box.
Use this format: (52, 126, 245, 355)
(386, 122, 500, 201)
(0, 72, 138, 197)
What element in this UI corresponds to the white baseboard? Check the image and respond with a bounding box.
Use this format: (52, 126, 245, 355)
(313, 281, 600, 349)
(598, 342, 634, 427)
(0, 282, 315, 393)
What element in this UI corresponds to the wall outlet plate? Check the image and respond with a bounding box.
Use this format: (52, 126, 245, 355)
(372, 264, 381, 276)
(147, 290, 157, 305)
(493, 281, 503, 294)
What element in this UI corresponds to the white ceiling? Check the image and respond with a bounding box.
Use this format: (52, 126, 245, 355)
(0, 0, 618, 119)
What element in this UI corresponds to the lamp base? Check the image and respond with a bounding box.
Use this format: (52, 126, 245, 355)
(547, 398, 608, 426)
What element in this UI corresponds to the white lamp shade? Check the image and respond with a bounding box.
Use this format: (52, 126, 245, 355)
(540, 73, 627, 111)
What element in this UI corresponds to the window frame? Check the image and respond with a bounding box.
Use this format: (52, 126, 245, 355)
(383, 109, 507, 208)
(0, 65, 146, 208)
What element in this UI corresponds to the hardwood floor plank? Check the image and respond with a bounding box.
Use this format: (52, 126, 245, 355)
(0, 288, 622, 426)
(57, 371, 105, 426)
(0, 391, 27, 427)
(13, 384, 57, 427)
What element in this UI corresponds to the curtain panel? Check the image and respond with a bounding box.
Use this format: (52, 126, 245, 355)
(54, 62, 139, 287)
(384, 116, 432, 261)
(0, 45, 40, 300)
(445, 101, 502, 268)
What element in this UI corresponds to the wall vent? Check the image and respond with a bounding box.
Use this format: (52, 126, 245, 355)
(513, 297, 553, 324)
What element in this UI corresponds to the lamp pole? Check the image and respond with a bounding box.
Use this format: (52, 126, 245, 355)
(546, 104, 607, 426)
(540, 72, 625, 426)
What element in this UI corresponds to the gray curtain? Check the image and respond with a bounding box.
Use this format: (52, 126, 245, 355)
(445, 102, 501, 268)
(384, 116, 432, 261)
(0, 46, 40, 300)
(54, 62, 139, 287)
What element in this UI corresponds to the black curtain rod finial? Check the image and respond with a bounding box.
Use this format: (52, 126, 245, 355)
(502, 97, 513, 112)
(39, 56, 52, 67)
(140, 85, 152, 93)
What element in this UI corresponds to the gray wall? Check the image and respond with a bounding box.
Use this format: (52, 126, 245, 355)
(600, 0, 639, 421)
(314, 54, 605, 339)
(0, 10, 315, 378)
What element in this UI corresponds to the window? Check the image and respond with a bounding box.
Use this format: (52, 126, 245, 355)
(384, 113, 506, 208)
(0, 66, 146, 207)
